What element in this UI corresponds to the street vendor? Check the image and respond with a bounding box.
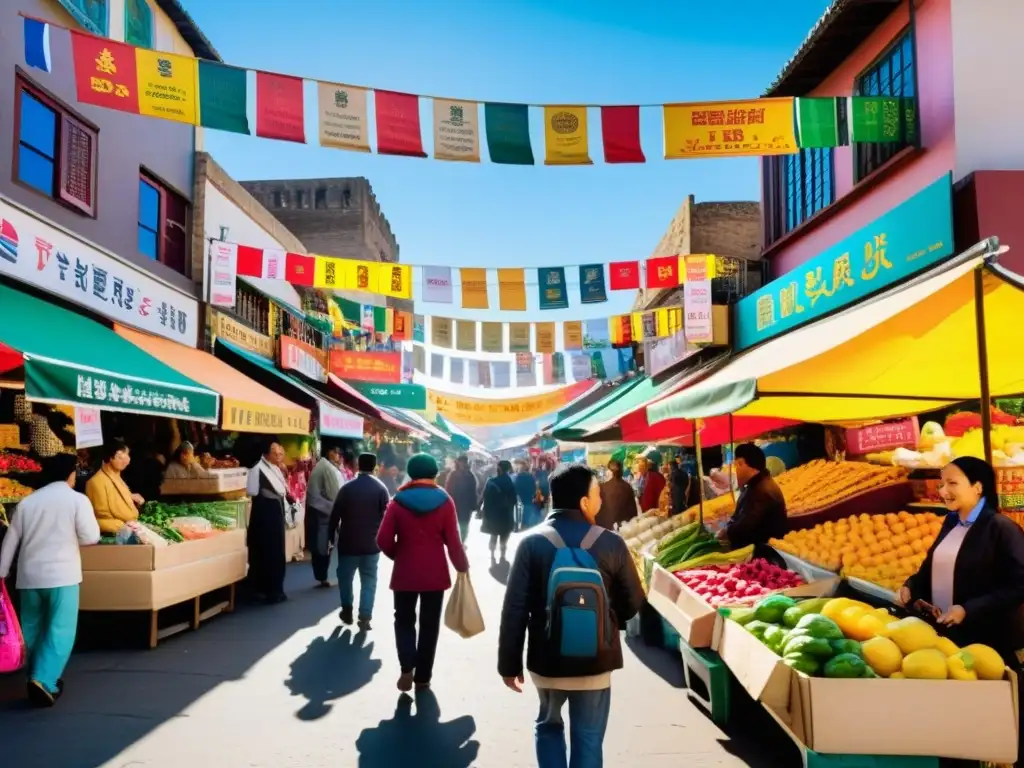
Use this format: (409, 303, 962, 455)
(163, 441, 214, 481)
(85, 439, 145, 535)
(715, 443, 786, 559)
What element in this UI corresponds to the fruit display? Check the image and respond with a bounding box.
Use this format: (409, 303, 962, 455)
(0, 477, 32, 501)
(199, 452, 241, 469)
(769, 510, 943, 590)
(619, 510, 693, 551)
(776, 460, 907, 516)
(726, 595, 1006, 681)
(0, 451, 42, 474)
(870, 419, 1024, 469)
(674, 559, 805, 607)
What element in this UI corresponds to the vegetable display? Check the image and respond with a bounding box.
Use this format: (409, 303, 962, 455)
(0, 452, 42, 474)
(0, 477, 32, 501)
(675, 559, 804, 607)
(136, 500, 239, 544)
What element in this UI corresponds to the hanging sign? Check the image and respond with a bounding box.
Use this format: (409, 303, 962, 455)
(682, 255, 713, 345)
(208, 241, 238, 308)
(74, 406, 104, 449)
(351, 382, 427, 410)
(319, 403, 364, 438)
(279, 336, 328, 383)
(329, 350, 402, 383)
(426, 380, 594, 426)
(211, 312, 274, 359)
(845, 417, 919, 455)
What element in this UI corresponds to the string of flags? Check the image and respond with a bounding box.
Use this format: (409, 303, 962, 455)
(24, 16, 918, 167)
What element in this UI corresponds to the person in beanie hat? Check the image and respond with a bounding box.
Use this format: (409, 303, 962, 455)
(377, 452, 469, 691)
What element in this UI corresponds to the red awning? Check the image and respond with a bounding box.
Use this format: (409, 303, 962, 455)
(0, 343, 22, 376)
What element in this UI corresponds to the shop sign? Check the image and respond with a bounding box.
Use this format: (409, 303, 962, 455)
(734, 173, 954, 352)
(0, 198, 199, 346)
(330, 350, 402, 384)
(221, 398, 308, 435)
(73, 407, 104, 449)
(212, 312, 274, 359)
(682, 255, 714, 345)
(319, 404, 364, 438)
(350, 382, 427, 410)
(208, 241, 238, 308)
(279, 336, 328, 383)
(645, 330, 698, 377)
(845, 417, 919, 455)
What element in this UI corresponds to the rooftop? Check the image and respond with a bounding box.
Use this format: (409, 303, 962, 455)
(155, 0, 220, 61)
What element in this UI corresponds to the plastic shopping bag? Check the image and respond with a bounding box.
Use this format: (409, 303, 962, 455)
(0, 579, 26, 674)
(444, 572, 485, 639)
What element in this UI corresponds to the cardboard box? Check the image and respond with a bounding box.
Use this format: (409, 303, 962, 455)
(80, 549, 247, 611)
(647, 563, 719, 648)
(81, 529, 246, 572)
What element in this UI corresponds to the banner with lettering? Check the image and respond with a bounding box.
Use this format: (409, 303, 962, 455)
(319, 404, 364, 438)
(509, 323, 531, 353)
(431, 317, 452, 349)
(279, 336, 328, 383)
(426, 380, 594, 426)
(579, 264, 608, 304)
(538, 267, 569, 310)
(563, 321, 583, 351)
(136, 49, 199, 124)
(663, 97, 797, 159)
(481, 322, 503, 353)
(535, 322, 556, 354)
(350, 382, 427, 410)
(460, 268, 489, 309)
(422, 266, 453, 304)
(544, 106, 592, 165)
(318, 82, 371, 152)
(329, 350, 402, 383)
(456, 320, 477, 352)
(498, 268, 527, 311)
(433, 98, 480, 162)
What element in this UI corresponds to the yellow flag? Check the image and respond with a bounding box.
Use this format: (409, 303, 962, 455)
(433, 99, 480, 162)
(342, 260, 379, 293)
(563, 320, 583, 351)
(460, 268, 489, 309)
(317, 82, 371, 152)
(136, 49, 198, 124)
(385, 308, 395, 336)
(377, 263, 412, 299)
(456, 320, 477, 352)
(656, 308, 683, 337)
(535, 322, 556, 354)
(498, 268, 527, 311)
(630, 312, 645, 341)
(681, 254, 717, 281)
(663, 98, 797, 159)
(543, 106, 592, 165)
(481, 322, 503, 353)
(431, 317, 452, 348)
(313, 257, 347, 289)
(509, 322, 531, 352)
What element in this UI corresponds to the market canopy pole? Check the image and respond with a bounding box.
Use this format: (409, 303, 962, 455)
(974, 263, 994, 465)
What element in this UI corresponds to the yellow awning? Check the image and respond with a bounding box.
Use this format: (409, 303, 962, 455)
(649, 243, 1022, 425)
(116, 326, 310, 435)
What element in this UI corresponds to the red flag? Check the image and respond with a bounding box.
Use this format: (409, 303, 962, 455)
(375, 90, 426, 157)
(71, 33, 140, 114)
(612, 316, 633, 348)
(601, 106, 645, 163)
(236, 245, 264, 277)
(256, 72, 305, 143)
(393, 311, 410, 341)
(285, 253, 315, 286)
(645, 256, 680, 289)
(608, 261, 640, 290)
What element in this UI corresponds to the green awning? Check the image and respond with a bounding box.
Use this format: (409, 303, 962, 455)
(552, 375, 694, 441)
(547, 377, 646, 439)
(0, 283, 219, 422)
(434, 414, 471, 450)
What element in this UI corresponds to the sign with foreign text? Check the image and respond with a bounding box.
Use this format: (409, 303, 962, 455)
(279, 336, 328, 383)
(208, 241, 238, 308)
(220, 398, 308, 435)
(664, 98, 798, 159)
(330, 350, 402, 384)
(845, 417, 919, 455)
(350, 382, 427, 410)
(74, 407, 104, 449)
(682, 255, 713, 345)
(319, 403, 364, 438)
(734, 174, 954, 352)
(426, 380, 594, 426)
(211, 312, 274, 359)
(0, 198, 199, 346)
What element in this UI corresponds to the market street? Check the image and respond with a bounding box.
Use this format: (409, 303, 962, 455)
(0, 524, 796, 768)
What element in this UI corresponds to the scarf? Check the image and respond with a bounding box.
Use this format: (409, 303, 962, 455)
(247, 457, 288, 498)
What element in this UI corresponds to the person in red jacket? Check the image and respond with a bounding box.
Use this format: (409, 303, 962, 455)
(638, 451, 666, 513)
(376, 452, 469, 692)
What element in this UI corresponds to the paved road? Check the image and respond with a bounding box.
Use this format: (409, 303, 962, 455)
(0, 524, 797, 767)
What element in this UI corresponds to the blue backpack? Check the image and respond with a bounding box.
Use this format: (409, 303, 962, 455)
(538, 523, 614, 659)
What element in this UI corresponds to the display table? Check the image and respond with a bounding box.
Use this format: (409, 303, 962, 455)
(80, 529, 247, 648)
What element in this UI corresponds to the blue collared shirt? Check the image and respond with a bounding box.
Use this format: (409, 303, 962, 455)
(951, 498, 985, 527)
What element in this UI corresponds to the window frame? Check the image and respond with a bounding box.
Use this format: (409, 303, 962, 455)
(853, 26, 917, 182)
(124, 0, 154, 48)
(137, 170, 191, 278)
(762, 146, 836, 248)
(12, 73, 99, 217)
(56, 0, 108, 36)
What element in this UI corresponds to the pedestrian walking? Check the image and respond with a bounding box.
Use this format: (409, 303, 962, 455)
(514, 461, 539, 531)
(376, 453, 468, 692)
(329, 452, 389, 630)
(0, 453, 101, 707)
(498, 463, 645, 767)
(445, 454, 478, 543)
(305, 444, 344, 587)
(246, 441, 294, 604)
(481, 460, 517, 563)
(596, 459, 638, 531)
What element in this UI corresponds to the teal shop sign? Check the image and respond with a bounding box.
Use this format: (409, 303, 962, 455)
(734, 173, 954, 352)
(351, 382, 426, 410)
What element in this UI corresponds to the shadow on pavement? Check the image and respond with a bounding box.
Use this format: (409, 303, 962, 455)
(625, 635, 686, 688)
(0, 563, 335, 768)
(286, 624, 382, 720)
(487, 559, 510, 585)
(356, 689, 479, 767)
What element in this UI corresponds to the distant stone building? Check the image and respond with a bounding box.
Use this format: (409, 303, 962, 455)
(634, 196, 763, 311)
(240, 177, 410, 312)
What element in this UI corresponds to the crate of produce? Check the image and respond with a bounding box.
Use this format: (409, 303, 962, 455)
(0, 425, 20, 450)
(159, 467, 249, 497)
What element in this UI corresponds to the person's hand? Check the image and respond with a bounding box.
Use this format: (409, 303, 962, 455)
(715, 528, 728, 543)
(897, 586, 911, 606)
(502, 674, 524, 693)
(131, 493, 145, 507)
(938, 605, 966, 626)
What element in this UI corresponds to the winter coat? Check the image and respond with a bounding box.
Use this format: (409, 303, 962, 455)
(376, 480, 469, 592)
(329, 473, 390, 556)
(481, 473, 517, 537)
(639, 470, 665, 513)
(445, 467, 478, 521)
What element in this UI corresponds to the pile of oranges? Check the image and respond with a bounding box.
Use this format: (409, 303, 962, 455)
(770, 511, 944, 591)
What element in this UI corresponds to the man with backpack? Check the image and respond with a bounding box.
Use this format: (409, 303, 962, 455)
(498, 463, 645, 767)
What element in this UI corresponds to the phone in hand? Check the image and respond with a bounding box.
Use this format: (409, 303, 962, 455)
(913, 599, 941, 619)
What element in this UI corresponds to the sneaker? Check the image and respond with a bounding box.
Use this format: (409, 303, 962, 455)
(357, 616, 372, 632)
(27, 680, 55, 708)
(397, 672, 414, 692)
(339, 607, 354, 625)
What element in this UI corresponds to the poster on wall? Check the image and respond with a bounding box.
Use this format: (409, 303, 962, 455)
(682, 256, 713, 344)
(74, 407, 104, 449)
(208, 241, 238, 308)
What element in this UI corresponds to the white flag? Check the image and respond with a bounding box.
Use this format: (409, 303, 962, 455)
(422, 266, 453, 304)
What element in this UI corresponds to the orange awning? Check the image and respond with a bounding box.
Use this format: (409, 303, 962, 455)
(116, 326, 309, 435)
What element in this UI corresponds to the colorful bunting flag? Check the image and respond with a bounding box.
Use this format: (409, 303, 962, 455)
(656, 307, 683, 337)
(433, 99, 480, 162)
(431, 316, 452, 348)
(199, 61, 249, 134)
(393, 310, 411, 341)
(456, 320, 477, 352)
(571, 354, 592, 382)
(72, 33, 140, 114)
(538, 267, 569, 310)
(584, 319, 610, 349)
(544, 106, 592, 165)
(336, 297, 361, 325)
(551, 352, 566, 385)
(373, 305, 387, 333)
(563, 320, 583, 351)
(361, 305, 375, 331)
(608, 261, 640, 291)
(630, 312, 645, 341)
(664, 97, 797, 159)
(422, 266, 453, 304)
(601, 106, 645, 163)
(609, 315, 632, 347)
(375, 90, 426, 157)
(23, 18, 52, 73)
(535, 322, 556, 354)
(509, 323, 531, 352)
(460, 268, 489, 309)
(481, 322, 504, 353)
(413, 314, 425, 343)
(849, 96, 903, 143)
(498, 268, 527, 311)
(645, 256, 680, 289)
(579, 264, 607, 304)
(377, 263, 413, 299)
(516, 354, 537, 387)
(318, 82, 371, 152)
(285, 253, 315, 286)
(136, 49, 198, 124)
(795, 97, 840, 148)
(485, 103, 534, 165)
(256, 71, 306, 143)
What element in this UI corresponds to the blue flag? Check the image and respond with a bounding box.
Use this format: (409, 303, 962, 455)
(537, 267, 568, 310)
(24, 18, 51, 73)
(579, 264, 607, 304)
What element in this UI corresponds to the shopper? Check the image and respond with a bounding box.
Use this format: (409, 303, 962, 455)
(329, 452, 390, 630)
(514, 461, 540, 531)
(305, 444, 345, 588)
(670, 460, 691, 516)
(716, 443, 787, 560)
(380, 461, 401, 497)
(376, 453, 468, 692)
(162, 441, 213, 481)
(445, 454, 478, 543)
(637, 450, 666, 513)
(0, 453, 101, 707)
(85, 439, 145, 535)
(481, 460, 517, 563)
(596, 459, 637, 530)
(498, 463, 645, 767)
(246, 441, 294, 604)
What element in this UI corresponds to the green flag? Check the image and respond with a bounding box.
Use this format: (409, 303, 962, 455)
(372, 305, 387, 333)
(198, 61, 250, 134)
(795, 97, 840, 148)
(849, 96, 902, 143)
(334, 296, 360, 325)
(485, 103, 534, 165)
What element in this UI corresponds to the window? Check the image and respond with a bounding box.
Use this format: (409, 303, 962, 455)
(125, 0, 153, 48)
(296, 190, 307, 209)
(854, 30, 916, 180)
(138, 173, 190, 276)
(342, 188, 352, 208)
(315, 188, 327, 209)
(762, 147, 835, 245)
(57, 0, 107, 35)
(14, 78, 98, 216)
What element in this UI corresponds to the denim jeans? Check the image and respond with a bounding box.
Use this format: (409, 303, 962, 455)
(19, 585, 80, 695)
(336, 553, 380, 619)
(535, 687, 612, 768)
